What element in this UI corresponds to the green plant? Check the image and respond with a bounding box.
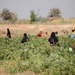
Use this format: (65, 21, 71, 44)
(0, 8, 12, 20)
(0, 34, 75, 75)
(30, 10, 37, 23)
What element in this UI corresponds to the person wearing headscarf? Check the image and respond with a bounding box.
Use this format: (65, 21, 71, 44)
(21, 33, 29, 43)
(48, 32, 59, 46)
(7, 28, 11, 38)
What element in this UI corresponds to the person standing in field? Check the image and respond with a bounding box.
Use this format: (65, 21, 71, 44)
(7, 28, 11, 38)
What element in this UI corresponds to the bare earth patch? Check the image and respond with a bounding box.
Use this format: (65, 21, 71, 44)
(0, 24, 75, 37)
(0, 67, 7, 75)
(15, 70, 37, 75)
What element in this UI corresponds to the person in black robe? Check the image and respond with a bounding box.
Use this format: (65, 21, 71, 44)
(21, 33, 29, 43)
(48, 32, 59, 46)
(7, 28, 11, 38)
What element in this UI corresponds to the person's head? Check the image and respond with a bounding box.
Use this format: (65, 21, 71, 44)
(40, 31, 42, 34)
(50, 32, 55, 38)
(72, 28, 75, 32)
(24, 33, 27, 37)
(55, 31, 58, 37)
(55, 31, 58, 34)
(7, 28, 9, 31)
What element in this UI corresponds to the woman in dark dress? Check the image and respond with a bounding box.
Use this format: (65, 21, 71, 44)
(7, 28, 11, 38)
(48, 32, 58, 46)
(21, 33, 29, 43)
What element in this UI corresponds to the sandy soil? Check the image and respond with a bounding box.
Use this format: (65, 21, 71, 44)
(0, 24, 75, 37)
(15, 70, 37, 75)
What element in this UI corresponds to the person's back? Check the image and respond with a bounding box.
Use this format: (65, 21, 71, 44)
(48, 32, 55, 46)
(48, 32, 59, 46)
(21, 33, 29, 43)
(37, 31, 42, 37)
(54, 36, 58, 44)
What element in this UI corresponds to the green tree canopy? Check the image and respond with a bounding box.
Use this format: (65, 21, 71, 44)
(10, 12, 18, 23)
(30, 10, 37, 23)
(48, 8, 61, 18)
(0, 8, 18, 22)
(0, 8, 12, 20)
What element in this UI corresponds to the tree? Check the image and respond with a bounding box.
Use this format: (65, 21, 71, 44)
(10, 12, 18, 23)
(30, 10, 37, 23)
(48, 8, 61, 18)
(1, 8, 12, 20)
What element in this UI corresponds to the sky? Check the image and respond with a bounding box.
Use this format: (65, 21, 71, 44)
(0, 0, 75, 19)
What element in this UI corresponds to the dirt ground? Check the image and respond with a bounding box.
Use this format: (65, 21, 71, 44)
(0, 24, 75, 75)
(0, 24, 75, 37)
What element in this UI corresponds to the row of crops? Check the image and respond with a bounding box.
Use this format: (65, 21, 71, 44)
(0, 35, 75, 75)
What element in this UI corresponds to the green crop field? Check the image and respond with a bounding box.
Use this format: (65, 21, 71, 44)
(0, 34, 75, 75)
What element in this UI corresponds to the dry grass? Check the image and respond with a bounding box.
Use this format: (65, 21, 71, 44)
(0, 24, 75, 37)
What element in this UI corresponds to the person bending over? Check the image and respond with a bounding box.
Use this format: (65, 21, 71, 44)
(48, 32, 59, 46)
(21, 33, 29, 43)
(37, 31, 42, 37)
(7, 28, 11, 38)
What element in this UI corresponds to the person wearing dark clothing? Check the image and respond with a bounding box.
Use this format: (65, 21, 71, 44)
(7, 28, 11, 38)
(21, 33, 29, 43)
(48, 32, 58, 46)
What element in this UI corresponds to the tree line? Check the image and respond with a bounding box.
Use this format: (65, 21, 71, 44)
(0, 8, 61, 23)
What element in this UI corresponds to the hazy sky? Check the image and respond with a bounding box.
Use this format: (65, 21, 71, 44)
(0, 0, 75, 19)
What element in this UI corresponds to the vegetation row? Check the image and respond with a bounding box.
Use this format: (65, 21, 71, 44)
(0, 34, 75, 75)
